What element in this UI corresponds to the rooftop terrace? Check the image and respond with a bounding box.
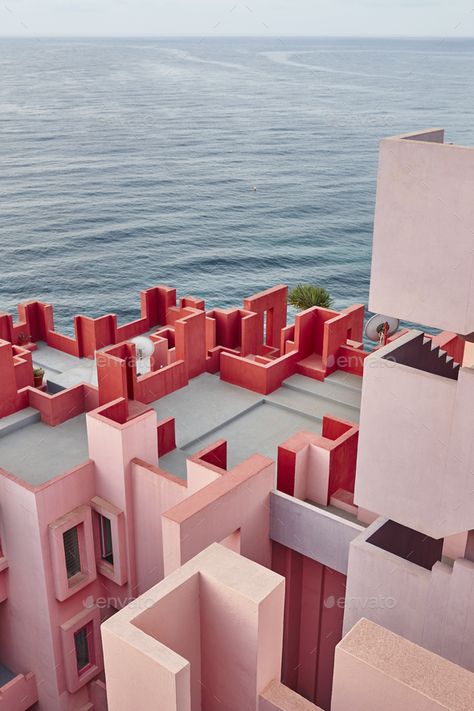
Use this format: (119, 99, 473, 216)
(155, 370, 361, 478)
(0, 282, 366, 487)
(0, 414, 89, 486)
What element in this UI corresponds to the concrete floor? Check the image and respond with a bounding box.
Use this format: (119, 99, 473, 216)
(0, 353, 362, 486)
(158, 371, 361, 479)
(0, 414, 89, 486)
(32, 341, 97, 391)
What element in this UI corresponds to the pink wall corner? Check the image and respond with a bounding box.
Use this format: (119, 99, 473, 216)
(259, 681, 324, 711)
(101, 620, 192, 711)
(87, 406, 158, 596)
(185, 459, 223, 496)
(162, 455, 274, 576)
(133, 574, 201, 711)
(131, 460, 186, 594)
(199, 571, 285, 711)
(331, 617, 474, 711)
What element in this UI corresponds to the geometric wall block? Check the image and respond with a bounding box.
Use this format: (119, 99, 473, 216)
(101, 543, 285, 711)
(162, 454, 274, 576)
(259, 680, 323, 710)
(355, 331, 474, 538)
(344, 518, 474, 675)
(370, 129, 474, 334)
(332, 618, 474, 711)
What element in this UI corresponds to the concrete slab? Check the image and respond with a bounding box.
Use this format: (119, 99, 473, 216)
(158, 448, 189, 480)
(0, 414, 89, 486)
(152, 373, 263, 449)
(181, 400, 322, 471)
(47, 363, 98, 390)
(154, 372, 362, 479)
(267, 386, 360, 423)
(325, 370, 363, 390)
(271, 491, 364, 575)
(32, 341, 98, 392)
(283, 373, 362, 409)
(32, 341, 84, 374)
(0, 408, 40, 439)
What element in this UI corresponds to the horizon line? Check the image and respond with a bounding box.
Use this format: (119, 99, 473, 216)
(1, 34, 474, 40)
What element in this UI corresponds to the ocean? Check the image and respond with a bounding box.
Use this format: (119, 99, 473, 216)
(1, 36, 473, 334)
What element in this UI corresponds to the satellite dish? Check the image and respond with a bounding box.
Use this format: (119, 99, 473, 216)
(365, 314, 400, 343)
(131, 336, 154, 375)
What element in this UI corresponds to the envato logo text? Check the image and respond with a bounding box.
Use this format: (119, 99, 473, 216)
(324, 595, 396, 610)
(83, 595, 154, 610)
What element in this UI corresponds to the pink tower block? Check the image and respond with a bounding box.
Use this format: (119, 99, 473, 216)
(101, 543, 285, 711)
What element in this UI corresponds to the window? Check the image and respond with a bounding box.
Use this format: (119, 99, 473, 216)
(90, 497, 127, 585)
(99, 515, 113, 565)
(74, 622, 94, 676)
(63, 526, 81, 579)
(61, 607, 103, 693)
(49, 506, 96, 601)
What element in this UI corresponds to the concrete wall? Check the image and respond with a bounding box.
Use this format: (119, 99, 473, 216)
(369, 129, 474, 334)
(355, 331, 474, 538)
(162, 455, 274, 575)
(102, 544, 285, 711)
(332, 618, 474, 711)
(344, 519, 474, 675)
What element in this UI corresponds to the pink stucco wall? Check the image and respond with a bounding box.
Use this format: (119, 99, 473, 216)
(344, 519, 474, 675)
(355, 337, 474, 539)
(161, 454, 274, 575)
(102, 544, 285, 711)
(332, 618, 474, 711)
(369, 129, 474, 334)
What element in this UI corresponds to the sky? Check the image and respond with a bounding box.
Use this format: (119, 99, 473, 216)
(1, 0, 474, 38)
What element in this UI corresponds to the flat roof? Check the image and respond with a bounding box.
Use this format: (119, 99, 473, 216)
(32, 341, 97, 390)
(0, 414, 89, 487)
(0, 367, 361, 487)
(158, 371, 361, 479)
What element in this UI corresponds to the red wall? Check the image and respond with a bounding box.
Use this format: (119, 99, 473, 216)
(272, 542, 346, 711)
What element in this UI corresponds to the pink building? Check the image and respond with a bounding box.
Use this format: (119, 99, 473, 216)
(0, 128, 473, 711)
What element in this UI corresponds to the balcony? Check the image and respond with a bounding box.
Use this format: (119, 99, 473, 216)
(0, 664, 38, 710)
(344, 517, 474, 676)
(355, 330, 474, 539)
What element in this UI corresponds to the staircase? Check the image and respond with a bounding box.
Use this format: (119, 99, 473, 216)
(383, 333, 460, 380)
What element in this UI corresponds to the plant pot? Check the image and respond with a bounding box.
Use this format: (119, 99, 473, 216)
(34, 374, 44, 388)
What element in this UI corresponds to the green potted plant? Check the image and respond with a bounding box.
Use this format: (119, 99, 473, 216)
(17, 331, 31, 347)
(288, 283, 333, 311)
(33, 367, 45, 388)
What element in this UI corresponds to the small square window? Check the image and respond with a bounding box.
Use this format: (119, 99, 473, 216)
(74, 622, 94, 675)
(99, 515, 113, 565)
(63, 526, 81, 579)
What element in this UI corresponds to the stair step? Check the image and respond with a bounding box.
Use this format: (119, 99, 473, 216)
(0, 408, 41, 439)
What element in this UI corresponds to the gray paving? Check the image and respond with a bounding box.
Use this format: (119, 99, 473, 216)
(151, 373, 262, 449)
(0, 414, 89, 486)
(283, 372, 362, 409)
(154, 371, 361, 479)
(182, 401, 322, 469)
(32, 341, 97, 390)
(0, 408, 40, 439)
(0, 352, 362, 486)
(32, 341, 84, 373)
(267, 386, 360, 423)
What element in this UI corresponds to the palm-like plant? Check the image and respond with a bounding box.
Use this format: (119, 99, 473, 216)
(288, 284, 333, 311)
